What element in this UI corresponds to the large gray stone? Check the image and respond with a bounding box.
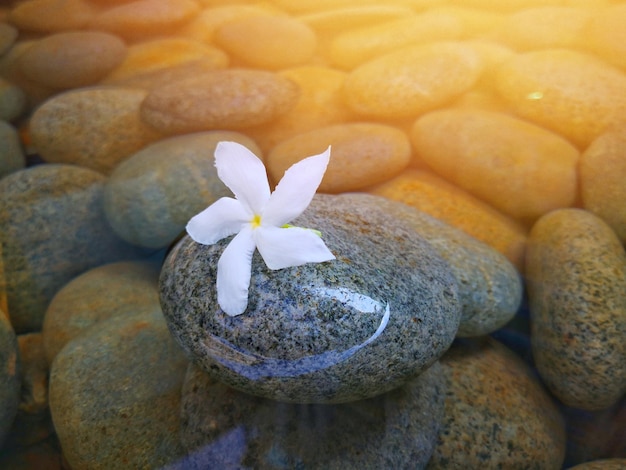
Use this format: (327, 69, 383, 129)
(160, 193, 460, 404)
(173, 361, 445, 470)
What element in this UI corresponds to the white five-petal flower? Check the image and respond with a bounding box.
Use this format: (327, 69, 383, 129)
(186, 141, 336, 317)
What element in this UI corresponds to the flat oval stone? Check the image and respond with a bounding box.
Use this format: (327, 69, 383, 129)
(329, 12, 463, 69)
(49, 309, 188, 470)
(89, 0, 200, 41)
(526, 209, 626, 410)
(7, 0, 96, 33)
(178, 361, 445, 469)
(103, 131, 260, 249)
(215, 15, 317, 70)
(160, 193, 460, 404)
(0, 120, 25, 178)
(368, 169, 528, 271)
(580, 129, 626, 244)
(42, 261, 160, 365)
(342, 41, 482, 119)
(267, 123, 411, 193)
(0, 164, 139, 332)
(0, 309, 20, 448)
(30, 87, 162, 174)
(17, 31, 127, 89)
(299, 5, 414, 33)
(411, 108, 579, 222)
(494, 49, 626, 148)
(140, 69, 300, 134)
(363, 196, 522, 337)
(427, 338, 566, 469)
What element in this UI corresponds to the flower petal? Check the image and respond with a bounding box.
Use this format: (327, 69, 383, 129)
(263, 146, 331, 227)
(215, 141, 271, 214)
(186, 197, 250, 245)
(255, 225, 335, 270)
(216, 227, 257, 316)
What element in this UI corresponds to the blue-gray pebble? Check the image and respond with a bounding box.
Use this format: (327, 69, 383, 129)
(160, 193, 460, 404)
(174, 361, 445, 470)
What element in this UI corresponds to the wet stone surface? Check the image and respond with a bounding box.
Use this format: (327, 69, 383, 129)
(160, 193, 461, 404)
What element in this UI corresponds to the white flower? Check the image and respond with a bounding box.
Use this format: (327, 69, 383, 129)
(186, 141, 335, 316)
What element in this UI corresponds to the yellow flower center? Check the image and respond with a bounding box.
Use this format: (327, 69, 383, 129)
(251, 214, 262, 229)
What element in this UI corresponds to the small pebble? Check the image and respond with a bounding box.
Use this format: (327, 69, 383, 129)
(0, 22, 18, 56)
(0, 308, 20, 448)
(30, 86, 162, 174)
(568, 460, 626, 470)
(140, 69, 300, 134)
(267, 122, 411, 193)
(343, 41, 483, 119)
(103, 131, 259, 249)
(0, 77, 26, 122)
(427, 338, 566, 469)
(0, 120, 25, 178)
(298, 5, 414, 33)
(526, 209, 626, 410)
(582, 4, 626, 71)
(17, 31, 127, 89)
(411, 108, 579, 221)
(7, 0, 96, 33)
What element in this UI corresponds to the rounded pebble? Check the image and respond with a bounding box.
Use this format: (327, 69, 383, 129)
(49, 309, 188, 470)
(526, 209, 626, 410)
(427, 338, 566, 469)
(103, 131, 259, 249)
(411, 108, 579, 222)
(215, 15, 317, 70)
(0, 308, 20, 448)
(89, 0, 200, 42)
(140, 69, 300, 134)
(368, 169, 528, 271)
(329, 12, 463, 69)
(0, 22, 18, 56)
(42, 261, 160, 365)
(267, 122, 411, 193)
(178, 361, 445, 469)
(298, 5, 414, 33)
(7, 0, 96, 33)
(17, 31, 127, 89)
(160, 193, 460, 404)
(0, 77, 27, 122)
(30, 87, 162, 174)
(582, 4, 626, 71)
(494, 49, 626, 148)
(0, 164, 139, 332)
(568, 460, 626, 470)
(580, 129, 626, 245)
(343, 42, 483, 119)
(0, 120, 25, 178)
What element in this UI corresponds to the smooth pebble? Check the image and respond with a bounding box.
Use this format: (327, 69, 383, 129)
(0, 22, 18, 56)
(7, 0, 96, 33)
(582, 4, 626, 71)
(568, 460, 626, 470)
(0, 308, 20, 448)
(526, 209, 626, 410)
(0, 120, 25, 178)
(0, 77, 26, 122)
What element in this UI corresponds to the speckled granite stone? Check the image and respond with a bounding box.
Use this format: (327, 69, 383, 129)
(427, 338, 566, 470)
(103, 131, 259, 249)
(568, 460, 626, 470)
(360, 194, 522, 337)
(42, 261, 160, 364)
(49, 308, 188, 470)
(0, 164, 140, 332)
(160, 193, 460, 404)
(173, 361, 445, 470)
(526, 208, 626, 410)
(0, 308, 20, 448)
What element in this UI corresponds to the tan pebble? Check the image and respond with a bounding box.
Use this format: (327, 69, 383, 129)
(267, 123, 411, 193)
(568, 460, 626, 470)
(17, 31, 127, 89)
(582, 4, 626, 71)
(580, 129, 626, 245)
(492, 7, 592, 51)
(7, 0, 96, 33)
(329, 12, 463, 70)
(270, 0, 447, 14)
(297, 5, 414, 33)
(0, 120, 26, 178)
(526, 209, 626, 410)
(30, 87, 162, 174)
(89, 0, 200, 42)
(343, 42, 482, 119)
(215, 15, 317, 70)
(244, 65, 353, 154)
(102, 38, 228, 84)
(455, 0, 608, 12)
(495, 49, 626, 148)
(411, 109, 579, 222)
(368, 169, 527, 271)
(425, 6, 505, 38)
(179, 5, 278, 44)
(0, 22, 18, 56)
(140, 69, 300, 134)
